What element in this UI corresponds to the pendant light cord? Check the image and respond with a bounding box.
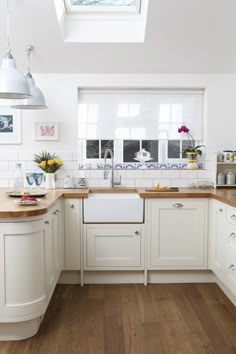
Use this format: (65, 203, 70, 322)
(26, 45, 33, 74)
(6, 0, 11, 53)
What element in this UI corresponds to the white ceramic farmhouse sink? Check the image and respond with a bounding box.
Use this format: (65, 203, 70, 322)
(83, 193, 144, 223)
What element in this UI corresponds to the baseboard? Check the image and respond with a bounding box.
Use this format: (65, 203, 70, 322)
(58, 270, 216, 285)
(216, 278, 236, 306)
(0, 317, 41, 341)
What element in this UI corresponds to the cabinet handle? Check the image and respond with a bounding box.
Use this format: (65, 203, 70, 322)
(135, 230, 140, 235)
(45, 220, 49, 225)
(231, 214, 236, 220)
(219, 208, 224, 212)
(229, 264, 236, 271)
(70, 204, 75, 209)
(173, 203, 183, 208)
(53, 211, 57, 215)
(56, 209, 59, 213)
(230, 232, 236, 239)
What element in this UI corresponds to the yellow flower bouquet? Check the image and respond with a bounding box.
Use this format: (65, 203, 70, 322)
(33, 151, 63, 173)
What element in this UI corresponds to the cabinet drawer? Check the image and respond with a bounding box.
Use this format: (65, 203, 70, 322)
(85, 226, 142, 269)
(226, 205, 236, 226)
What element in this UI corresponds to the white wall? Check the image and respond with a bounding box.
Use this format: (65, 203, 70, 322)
(0, 74, 235, 188)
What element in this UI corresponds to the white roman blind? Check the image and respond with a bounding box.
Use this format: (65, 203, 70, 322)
(78, 89, 204, 141)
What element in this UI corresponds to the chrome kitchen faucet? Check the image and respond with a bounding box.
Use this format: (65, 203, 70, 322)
(104, 148, 121, 188)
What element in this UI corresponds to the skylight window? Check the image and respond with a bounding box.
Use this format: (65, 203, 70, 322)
(66, 0, 141, 13)
(55, 0, 148, 42)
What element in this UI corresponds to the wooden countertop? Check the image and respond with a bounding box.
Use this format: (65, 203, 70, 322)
(1, 187, 236, 218)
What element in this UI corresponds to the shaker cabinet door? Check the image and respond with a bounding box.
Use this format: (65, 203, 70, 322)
(148, 199, 208, 269)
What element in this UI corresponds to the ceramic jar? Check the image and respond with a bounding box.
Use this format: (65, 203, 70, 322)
(223, 150, 233, 162)
(226, 171, 235, 185)
(44, 173, 56, 189)
(217, 172, 225, 185)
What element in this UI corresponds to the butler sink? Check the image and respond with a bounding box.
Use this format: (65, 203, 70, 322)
(83, 192, 144, 223)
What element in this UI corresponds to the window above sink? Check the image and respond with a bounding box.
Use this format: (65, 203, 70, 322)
(77, 88, 204, 169)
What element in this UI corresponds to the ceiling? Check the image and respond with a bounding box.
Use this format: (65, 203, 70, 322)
(0, 0, 236, 74)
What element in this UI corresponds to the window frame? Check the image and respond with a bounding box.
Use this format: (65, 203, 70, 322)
(65, 0, 141, 14)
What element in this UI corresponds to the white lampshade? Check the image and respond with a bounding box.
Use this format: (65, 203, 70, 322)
(0, 52, 31, 99)
(11, 73, 47, 110)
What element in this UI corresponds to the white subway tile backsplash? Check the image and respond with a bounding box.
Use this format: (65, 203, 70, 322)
(135, 179, 153, 188)
(18, 151, 36, 161)
(0, 152, 18, 160)
(197, 170, 213, 179)
(120, 179, 135, 188)
(159, 179, 171, 187)
(0, 149, 215, 191)
(179, 170, 198, 179)
(161, 170, 180, 179)
(0, 179, 9, 187)
(57, 151, 73, 161)
(0, 170, 15, 179)
(99, 179, 111, 188)
(171, 179, 189, 187)
(9, 161, 27, 171)
(72, 151, 79, 161)
(90, 170, 104, 178)
(126, 170, 144, 179)
(62, 161, 78, 170)
(74, 170, 91, 179)
(26, 161, 36, 170)
(0, 161, 8, 170)
(143, 170, 162, 179)
(86, 179, 100, 187)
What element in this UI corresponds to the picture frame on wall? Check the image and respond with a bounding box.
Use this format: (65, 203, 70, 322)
(0, 107, 21, 144)
(35, 121, 59, 141)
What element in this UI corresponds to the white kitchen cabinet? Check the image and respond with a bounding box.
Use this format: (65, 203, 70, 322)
(0, 219, 46, 320)
(64, 199, 81, 270)
(0, 199, 64, 340)
(210, 200, 227, 281)
(225, 208, 236, 296)
(44, 201, 64, 299)
(147, 198, 208, 269)
(84, 225, 143, 269)
(210, 200, 236, 299)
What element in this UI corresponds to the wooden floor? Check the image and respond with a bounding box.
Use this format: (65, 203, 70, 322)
(1, 283, 236, 354)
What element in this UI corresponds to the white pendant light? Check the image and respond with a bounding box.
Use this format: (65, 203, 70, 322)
(0, 0, 31, 99)
(11, 46, 47, 110)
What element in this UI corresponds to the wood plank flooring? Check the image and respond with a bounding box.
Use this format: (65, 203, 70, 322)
(1, 283, 236, 354)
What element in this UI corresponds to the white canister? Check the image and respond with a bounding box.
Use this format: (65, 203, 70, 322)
(217, 172, 225, 185)
(226, 171, 235, 185)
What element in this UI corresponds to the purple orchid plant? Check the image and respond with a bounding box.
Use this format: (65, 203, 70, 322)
(178, 124, 204, 156)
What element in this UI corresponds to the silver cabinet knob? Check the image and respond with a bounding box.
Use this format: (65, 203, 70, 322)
(231, 214, 236, 220)
(229, 264, 236, 271)
(135, 230, 140, 235)
(70, 204, 75, 209)
(230, 232, 236, 239)
(219, 208, 224, 212)
(53, 211, 57, 215)
(45, 220, 49, 225)
(173, 203, 183, 208)
(56, 209, 59, 214)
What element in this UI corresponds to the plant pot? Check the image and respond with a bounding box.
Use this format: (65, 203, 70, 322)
(44, 173, 56, 189)
(186, 152, 199, 170)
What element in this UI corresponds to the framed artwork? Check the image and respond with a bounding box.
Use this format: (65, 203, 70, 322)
(35, 121, 59, 141)
(0, 107, 21, 144)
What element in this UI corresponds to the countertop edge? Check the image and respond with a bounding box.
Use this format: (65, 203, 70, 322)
(1, 187, 236, 218)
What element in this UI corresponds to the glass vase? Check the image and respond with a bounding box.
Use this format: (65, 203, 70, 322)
(186, 152, 199, 170)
